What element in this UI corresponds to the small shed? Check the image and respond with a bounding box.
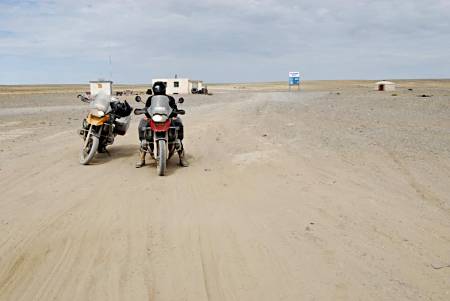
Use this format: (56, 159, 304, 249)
(375, 81, 396, 92)
(90, 80, 113, 96)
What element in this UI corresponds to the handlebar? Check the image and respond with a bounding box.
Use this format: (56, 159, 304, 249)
(77, 94, 91, 103)
(134, 108, 185, 116)
(134, 108, 146, 115)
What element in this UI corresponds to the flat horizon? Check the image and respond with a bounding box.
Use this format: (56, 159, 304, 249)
(1, 78, 450, 87)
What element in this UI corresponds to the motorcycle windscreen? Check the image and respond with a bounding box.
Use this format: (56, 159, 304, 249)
(148, 95, 173, 117)
(89, 92, 111, 113)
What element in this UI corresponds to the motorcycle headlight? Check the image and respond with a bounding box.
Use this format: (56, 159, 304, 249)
(90, 109, 105, 117)
(152, 115, 164, 122)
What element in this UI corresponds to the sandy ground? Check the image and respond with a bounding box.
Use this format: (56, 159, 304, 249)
(0, 81, 449, 300)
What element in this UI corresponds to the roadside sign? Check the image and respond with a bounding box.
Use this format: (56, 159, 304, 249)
(289, 77, 300, 85)
(288, 71, 300, 91)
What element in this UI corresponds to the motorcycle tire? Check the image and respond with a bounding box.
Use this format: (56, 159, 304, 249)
(157, 140, 167, 176)
(80, 133, 99, 165)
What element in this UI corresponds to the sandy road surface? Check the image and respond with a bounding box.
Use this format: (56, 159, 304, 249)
(0, 86, 449, 300)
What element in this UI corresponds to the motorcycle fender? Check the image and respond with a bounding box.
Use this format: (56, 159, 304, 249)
(154, 131, 168, 140)
(80, 124, 99, 139)
(154, 133, 169, 160)
(90, 125, 103, 138)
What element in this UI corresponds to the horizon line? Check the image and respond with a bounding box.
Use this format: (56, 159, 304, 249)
(1, 78, 450, 86)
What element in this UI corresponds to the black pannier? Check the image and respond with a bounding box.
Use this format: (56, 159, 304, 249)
(112, 100, 132, 118)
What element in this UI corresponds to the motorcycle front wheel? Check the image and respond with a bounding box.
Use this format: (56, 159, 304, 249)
(80, 128, 99, 165)
(157, 140, 167, 176)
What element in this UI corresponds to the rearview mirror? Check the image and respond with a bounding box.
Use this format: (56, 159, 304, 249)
(146, 89, 153, 95)
(178, 97, 184, 104)
(135, 95, 142, 102)
(77, 94, 89, 102)
(134, 108, 145, 115)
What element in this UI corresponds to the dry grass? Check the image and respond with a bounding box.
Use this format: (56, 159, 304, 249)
(0, 84, 149, 95)
(208, 79, 450, 92)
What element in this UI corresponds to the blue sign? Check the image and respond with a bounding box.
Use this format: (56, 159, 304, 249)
(289, 77, 300, 85)
(288, 71, 300, 86)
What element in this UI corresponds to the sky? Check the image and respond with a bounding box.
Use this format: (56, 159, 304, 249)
(0, 0, 449, 84)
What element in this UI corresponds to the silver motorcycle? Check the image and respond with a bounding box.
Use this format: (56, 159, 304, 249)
(78, 92, 132, 165)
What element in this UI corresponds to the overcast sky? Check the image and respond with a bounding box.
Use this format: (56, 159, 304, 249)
(0, 0, 449, 84)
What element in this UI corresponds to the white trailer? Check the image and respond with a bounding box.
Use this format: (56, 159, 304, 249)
(152, 78, 203, 95)
(89, 80, 113, 96)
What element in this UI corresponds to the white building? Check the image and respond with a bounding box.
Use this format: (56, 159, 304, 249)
(90, 80, 113, 96)
(152, 78, 203, 95)
(375, 81, 396, 92)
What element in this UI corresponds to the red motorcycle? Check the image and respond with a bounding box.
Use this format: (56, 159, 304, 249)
(134, 94, 185, 176)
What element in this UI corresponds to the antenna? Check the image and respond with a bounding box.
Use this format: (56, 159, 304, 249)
(107, 40, 113, 81)
(109, 54, 112, 81)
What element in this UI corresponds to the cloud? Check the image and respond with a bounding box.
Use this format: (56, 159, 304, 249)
(0, 0, 449, 83)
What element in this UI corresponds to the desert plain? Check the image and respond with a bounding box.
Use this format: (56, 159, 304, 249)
(0, 80, 449, 300)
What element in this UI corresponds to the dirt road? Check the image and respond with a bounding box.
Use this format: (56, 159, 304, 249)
(0, 85, 449, 300)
